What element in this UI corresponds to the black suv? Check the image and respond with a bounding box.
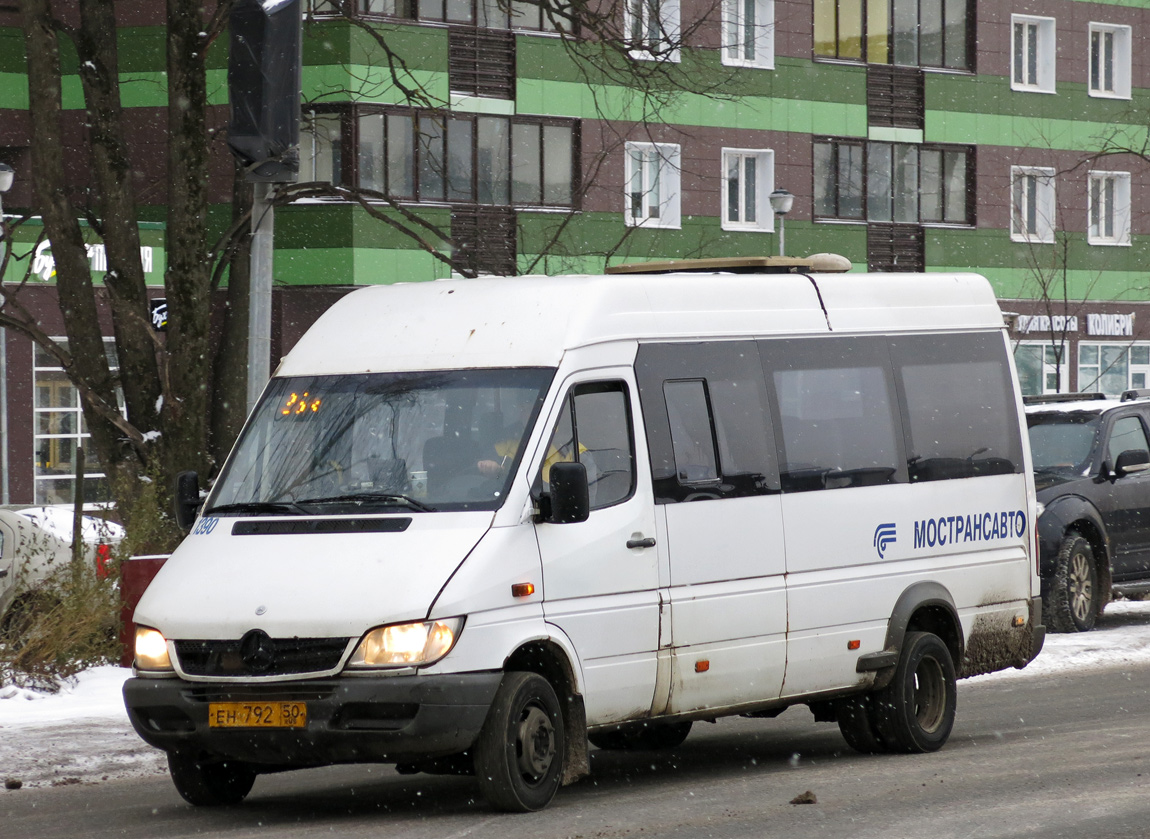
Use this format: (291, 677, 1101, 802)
(1026, 391, 1150, 632)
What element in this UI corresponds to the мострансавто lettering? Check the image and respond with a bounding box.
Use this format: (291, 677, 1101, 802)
(913, 511, 1026, 549)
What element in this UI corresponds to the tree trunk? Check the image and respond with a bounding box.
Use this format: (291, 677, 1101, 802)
(162, 0, 215, 479)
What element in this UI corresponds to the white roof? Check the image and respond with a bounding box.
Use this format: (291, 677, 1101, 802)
(276, 271, 1005, 376)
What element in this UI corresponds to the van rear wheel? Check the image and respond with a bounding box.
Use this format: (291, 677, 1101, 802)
(474, 671, 566, 812)
(167, 753, 256, 806)
(872, 631, 956, 753)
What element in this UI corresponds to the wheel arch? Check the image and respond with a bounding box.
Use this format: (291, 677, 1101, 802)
(502, 639, 589, 785)
(880, 582, 963, 681)
(1039, 497, 1110, 588)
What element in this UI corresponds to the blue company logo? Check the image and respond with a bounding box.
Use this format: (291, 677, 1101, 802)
(874, 522, 897, 559)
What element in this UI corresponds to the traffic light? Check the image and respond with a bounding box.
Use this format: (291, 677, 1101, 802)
(227, 0, 302, 182)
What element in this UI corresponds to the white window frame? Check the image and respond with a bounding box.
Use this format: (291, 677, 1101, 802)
(1010, 166, 1056, 244)
(1078, 342, 1149, 397)
(1011, 15, 1056, 94)
(1088, 23, 1131, 100)
(624, 141, 681, 228)
(1088, 171, 1131, 246)
(721, 148, 774, 232)
(1015, 341, 1071, 396)
(301, 111, 341, 184)
(626, 0, 681, 62)
(721, 0, 774, 69)
(33, 339, 119, 506)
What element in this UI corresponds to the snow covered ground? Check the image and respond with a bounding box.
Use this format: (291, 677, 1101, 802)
(3, 600, 1150, 790)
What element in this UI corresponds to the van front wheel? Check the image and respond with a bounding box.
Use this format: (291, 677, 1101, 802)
(474, 671, 566, 812)
(835, 693, 888, 754)
(167, 753, 256, 806)
(873, 631, 956, 753)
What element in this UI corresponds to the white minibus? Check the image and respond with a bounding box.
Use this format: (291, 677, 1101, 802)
(124, 257, 1044, 811)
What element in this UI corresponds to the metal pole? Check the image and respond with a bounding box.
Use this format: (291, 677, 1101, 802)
(247, 182, 274, 413)
(71, 445, 86, 582)
(778, 216, 786, 257)
(1, 326, 8, 506)
(0, 188, 9, 505)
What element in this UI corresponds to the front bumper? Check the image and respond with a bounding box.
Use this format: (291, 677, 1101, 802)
(123, 671, 503, 768)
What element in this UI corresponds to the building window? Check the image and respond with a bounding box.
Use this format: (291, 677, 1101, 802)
(1010, 166, 1055, 243)
(814, 139, 971, 224)
(722, 0, 774, 68)
(722, 149, 774, 231)
(625, 142, 681, 228)
(1089, 23, 1131, 99)
(813, 0, 970, 69)
(1088, 171, 1131, 246)
(627, 0, 681, 61)
(1011, 15, 1055, 93)
(301, 112, 342, 184)
(33, 341, 117, 505)
(1014, 342, 1070, 396)
(314, 108, 578, 209)
(1079, 344, 1150, 397)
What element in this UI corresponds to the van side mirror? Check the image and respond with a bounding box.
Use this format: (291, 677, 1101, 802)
(1115, 449, 1150, 477)
(547, 462, 590, 524)
(174, 471, 202, 530)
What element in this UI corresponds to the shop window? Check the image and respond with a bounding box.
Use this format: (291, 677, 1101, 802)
(1080, 344, 1150, 397)
(1014, 343, 1070, 396)
(33, 340, 118, 505)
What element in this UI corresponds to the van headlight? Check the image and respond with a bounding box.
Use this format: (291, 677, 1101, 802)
(346, 618, 464, 668)
(134, 626, 174, 672)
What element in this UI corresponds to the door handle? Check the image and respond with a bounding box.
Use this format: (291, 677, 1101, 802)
(626, 537, 656, 549)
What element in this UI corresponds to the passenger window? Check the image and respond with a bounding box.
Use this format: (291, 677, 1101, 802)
(663, 380, 719, 484)
(761, 338, 903, 492)
(890, 333, 1023, 482)
(636, 342, 778, 502)
(1108, 416, 1150, 464)
(541, 382, 635, 510)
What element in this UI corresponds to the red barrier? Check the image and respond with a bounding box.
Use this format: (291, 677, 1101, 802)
(118, 555, 169, 668)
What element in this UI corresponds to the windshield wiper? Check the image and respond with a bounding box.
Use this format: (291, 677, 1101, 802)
(202, 501, 309, 516)
(295, 493, 437, 513)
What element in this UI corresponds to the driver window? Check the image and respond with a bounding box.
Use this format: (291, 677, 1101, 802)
(542, 382, 635, 510)
(1108, 416, 1150, 463)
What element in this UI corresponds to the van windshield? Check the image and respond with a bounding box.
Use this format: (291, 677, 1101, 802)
(207, 368, 554, 514)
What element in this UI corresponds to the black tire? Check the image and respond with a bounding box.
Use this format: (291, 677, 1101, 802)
(167, 753, 256, 806)
(588, 720, 693, 751)
(1045, 533, 1098, 633)
(835, 693, 888, 754)
(473, 671, 566, 812)
(872, 631, 957, 754)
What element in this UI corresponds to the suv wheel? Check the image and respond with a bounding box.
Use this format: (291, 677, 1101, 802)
(1045, 533, 1098, 633)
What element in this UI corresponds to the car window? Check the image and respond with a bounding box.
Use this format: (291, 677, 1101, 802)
(1107, 415, 1150, 464)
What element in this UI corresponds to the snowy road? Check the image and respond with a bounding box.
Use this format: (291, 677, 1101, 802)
(3, 600, 1150, 791)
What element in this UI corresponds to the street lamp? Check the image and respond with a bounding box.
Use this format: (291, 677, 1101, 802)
(769, 188, 793, 257)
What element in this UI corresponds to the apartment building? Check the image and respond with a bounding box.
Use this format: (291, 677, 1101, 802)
(0, 0, 1148, 503)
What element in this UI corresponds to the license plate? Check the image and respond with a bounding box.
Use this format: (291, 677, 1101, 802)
(208, 701, 307, 729)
